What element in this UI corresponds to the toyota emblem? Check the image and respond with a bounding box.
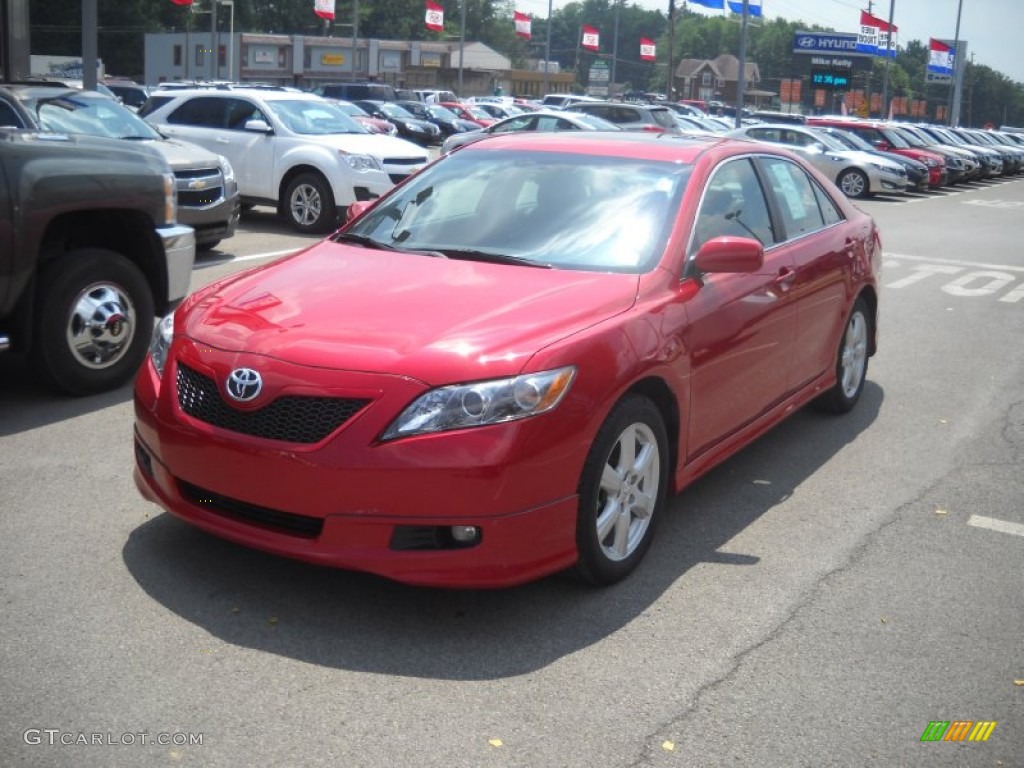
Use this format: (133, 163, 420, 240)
(226, 368, 263, 402)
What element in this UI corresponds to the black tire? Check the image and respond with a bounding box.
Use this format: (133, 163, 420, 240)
(30, 248, 155, 396)
(815, 296, 870, 414)
(282, 172, 337, 234)
(837, 168, 870, 199)
(574, 395, 669, 586)
(196, 239, 221, 252)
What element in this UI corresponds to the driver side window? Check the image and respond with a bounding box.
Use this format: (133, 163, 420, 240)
(690, 158, 775, 258)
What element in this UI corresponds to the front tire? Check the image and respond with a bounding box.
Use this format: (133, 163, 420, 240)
(282, 172, 337, 234)
(30, 248, 154, 396)
(837, 168, 870, 199)
(816, 296, 870, 414)
(574, 395, 669, 586)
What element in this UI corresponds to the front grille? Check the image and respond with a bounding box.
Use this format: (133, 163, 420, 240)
(176, 363, 370, 443)
(174, 168, 225, 209)
(389, 173, 409, 184)
(384, 156, 427, 167)
(179, 480, 324, 538)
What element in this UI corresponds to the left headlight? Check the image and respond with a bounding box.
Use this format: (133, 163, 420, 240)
(340, 151, 381, 172)
(871, 162, 900, 175)
(218, 155, 235, 184)
(380, 366, 577, 441)
(150, 313, 174, 378)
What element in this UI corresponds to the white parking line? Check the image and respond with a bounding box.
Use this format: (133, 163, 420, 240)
(887, 253, 1024, 274)
(967, 515, 1024, 538)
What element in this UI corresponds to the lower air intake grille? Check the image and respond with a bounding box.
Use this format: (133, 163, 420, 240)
(176, 363, 369, 443)
(179, 480, 324, 538)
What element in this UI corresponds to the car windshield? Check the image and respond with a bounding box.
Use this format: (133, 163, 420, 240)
(34, 93, 162, 140)
(342, 148, 690, 273)
(808, 129, 847, 151)
(822, 128, 873, 152)
(266, 99, 364, 134)
(879, 127, 911, 148)
(333, 101, 369, 117)
(892, 126, 928, 147)
(378, 103, 416, 119)
(574, 113, 619, 130)
(427, 105, 458, 119)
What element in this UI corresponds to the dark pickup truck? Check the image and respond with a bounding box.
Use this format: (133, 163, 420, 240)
(0, 101, 196, 395)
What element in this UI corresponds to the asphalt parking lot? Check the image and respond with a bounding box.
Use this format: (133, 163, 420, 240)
(1, 173, 1022, 767)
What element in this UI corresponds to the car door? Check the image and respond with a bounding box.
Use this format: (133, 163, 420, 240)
(682, 156, 797, 459)
(756, 155, 852, 390)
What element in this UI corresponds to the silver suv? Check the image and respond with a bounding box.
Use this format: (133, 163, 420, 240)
(140, 88, 430, 233)
(8, 85, 238, 250)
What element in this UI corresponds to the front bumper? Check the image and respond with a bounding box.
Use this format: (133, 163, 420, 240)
(131, 350, 583, 588)
(157, 224, 196, 305)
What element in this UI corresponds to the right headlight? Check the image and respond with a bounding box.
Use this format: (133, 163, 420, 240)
(150, 313, 174, 378)
(339, 151, 381, 172)
(380, 366, 577, 441)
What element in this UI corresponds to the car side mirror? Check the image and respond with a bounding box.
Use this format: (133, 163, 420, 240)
(346, 200, 375, 223)
(809, 142, 826, 153)
(874, 139, 890, 150)
(244, 119, 273, 133)
(694, 237, 764, 274)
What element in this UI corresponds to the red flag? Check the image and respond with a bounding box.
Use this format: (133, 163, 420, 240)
(170, 0, 194, 5)
(639, 38, 656, 61)
(314, 0, 335, 20)
(514, 11, 532, 40)
(425, 0, 444, 32)
(581, 25, 600, 52)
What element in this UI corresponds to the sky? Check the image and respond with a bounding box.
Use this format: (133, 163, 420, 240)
(511, 0, 1024, 84)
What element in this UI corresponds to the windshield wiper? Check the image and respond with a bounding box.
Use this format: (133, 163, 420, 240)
(428, 248, 552, 268)
(333, 232, 401, 250)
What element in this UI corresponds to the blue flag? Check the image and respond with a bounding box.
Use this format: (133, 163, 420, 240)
(727, 0, 762, 15)
(690, 0, 725, 9)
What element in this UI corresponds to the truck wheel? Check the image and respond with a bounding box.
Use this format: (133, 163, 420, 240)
(31, 248, 154, 396)
(283, 172, 337, 234)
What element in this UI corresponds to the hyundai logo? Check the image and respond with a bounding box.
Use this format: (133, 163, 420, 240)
(226, 368, 263, 402)
(797, 36, 816, 48)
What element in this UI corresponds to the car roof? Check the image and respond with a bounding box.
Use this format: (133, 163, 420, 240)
(451, 129, 727, 161)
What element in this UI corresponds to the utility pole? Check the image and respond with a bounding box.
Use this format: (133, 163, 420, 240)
(611, 0, 620, 94)
(666, 0, 675, 101)
(947, 0, 963, 126)
(880, 1, 895, 120)
(211, 0, 218, 80)
(734, 0, 749, 128)
(543, 0, 553, 94)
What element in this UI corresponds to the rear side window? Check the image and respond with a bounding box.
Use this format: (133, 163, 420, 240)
(761, 157, 830, 239)
(167, 97, 229, 128)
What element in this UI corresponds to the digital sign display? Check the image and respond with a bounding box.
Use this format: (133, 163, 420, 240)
(811, 68, 851, 89)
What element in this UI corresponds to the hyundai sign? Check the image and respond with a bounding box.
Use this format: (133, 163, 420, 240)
(793, 32, 871, 58)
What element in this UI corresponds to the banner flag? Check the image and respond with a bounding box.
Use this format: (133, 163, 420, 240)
(425, 0, 444, 32)
(171, 0, 194, 6)
(859, 10, 898, 57)
(314, 0, 335, 21)
(581, 25, 600, 51)
(640, 38, 656, 61)
(928, 38, 955, 76)
(727, 0, 762, 16)
(689, 0, 725, 8)
(514, 11, 532, 40)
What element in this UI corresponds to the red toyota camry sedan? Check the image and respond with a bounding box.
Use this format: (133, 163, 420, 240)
(133, 132, 881, 588)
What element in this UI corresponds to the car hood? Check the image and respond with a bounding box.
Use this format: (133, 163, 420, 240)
(181, 242, 640, 383)
(148, 136, 224, 169)
(289, 131, 428, 159)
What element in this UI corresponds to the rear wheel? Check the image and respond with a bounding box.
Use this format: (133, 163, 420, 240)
(30, 248, 154, 396)
(574, 395, 669, 586)
(816, 297, 870, 414)
(282, 172, 337, 234)
(837, 168, 870, 199)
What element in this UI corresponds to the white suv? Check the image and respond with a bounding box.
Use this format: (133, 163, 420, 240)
(140, 88, 430, 233)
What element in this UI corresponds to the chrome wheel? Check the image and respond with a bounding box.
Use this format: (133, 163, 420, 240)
(839, 169, 868, 198)
(840, 308, 868, 399)
(289, 182, 323, 228)
(594, 421, 661, 563)
(65, 282, 137, 370)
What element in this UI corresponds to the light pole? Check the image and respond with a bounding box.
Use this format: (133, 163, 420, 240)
(543, 0, 553, 94)
(948, 0, 964, 126)
(880, 1, 895, 120)
(220, 0, 234, 82)
(458, 0, 467, 95)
